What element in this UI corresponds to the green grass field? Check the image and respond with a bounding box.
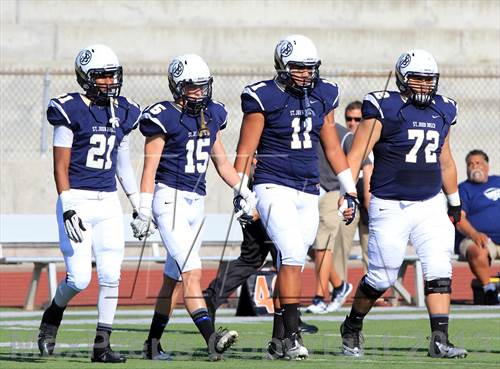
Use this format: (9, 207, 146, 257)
(1, 307, 499, 368)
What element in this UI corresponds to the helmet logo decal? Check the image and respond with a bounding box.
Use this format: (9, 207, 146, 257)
(398, 53, 411, 69)
(79, 50, 92, 66)
(171, 60, 184, 78)
(280, 41, 293, 57)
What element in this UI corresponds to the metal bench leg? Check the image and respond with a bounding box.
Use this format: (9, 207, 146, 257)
(48, 262, 57, 301)
(24, 263, 44, 311)
(414, 259, 425, 307)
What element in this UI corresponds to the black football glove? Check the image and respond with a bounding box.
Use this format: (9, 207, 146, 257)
(63, 210, 86, 243)
(447, 204, 461, 225)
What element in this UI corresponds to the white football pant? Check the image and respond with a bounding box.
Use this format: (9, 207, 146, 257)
(254, 184, 319, 268)
(365, 192, 454, 290)
(153, 183, 205, 281)
(56, 190, 124, 291)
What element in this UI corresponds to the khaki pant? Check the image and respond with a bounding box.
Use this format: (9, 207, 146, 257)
(313, 191, 341, 251)
(459, 237, 500, 261)
(333, 210, 369, 280)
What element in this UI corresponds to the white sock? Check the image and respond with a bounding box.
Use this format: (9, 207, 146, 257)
(54, 280, 79, 307)
(98, 285, 119, 325)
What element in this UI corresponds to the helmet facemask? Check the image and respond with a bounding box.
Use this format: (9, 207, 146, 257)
(277, 61, 321, 96)
(77, 66, 123, 101)
(397, 72, 439, 107)
(177, 78, 213, 117)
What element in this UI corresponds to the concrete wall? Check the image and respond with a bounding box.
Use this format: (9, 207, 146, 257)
(1, 0, 499, 214)
(1, 0, 499, 69)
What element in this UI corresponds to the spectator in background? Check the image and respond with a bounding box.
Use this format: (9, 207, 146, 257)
(456, 150, 500, 304)
(330, 101, 373, 310)
(306, 102, 372, 314)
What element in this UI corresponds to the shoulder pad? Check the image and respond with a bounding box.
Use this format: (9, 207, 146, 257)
(139, 101, 172, 137)
(210, 100, 229, 130)
(433, 95, 458, 125)
(314, 78, 340, 113)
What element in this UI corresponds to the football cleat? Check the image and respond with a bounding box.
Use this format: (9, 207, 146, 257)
(298, 318, 319, 334)
(282, 334, 309, 360)
(208, 327, 238, 361)
(142, 339, 172, 360)
(340, 320, 364, 357)
(91, 344, 126, 363)
(428, 335, 467, 359)
(267, 338, 285, 360)
(327, 282, 353, 312)
(37, 322, 58, 356)
(306, 298, 327, 314)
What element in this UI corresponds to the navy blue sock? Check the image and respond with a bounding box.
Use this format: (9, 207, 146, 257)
(147, 311, 170, 341)
(272, 308, 285, 339)
(191, 308, 214, 345)
(41, 299, 66, 327)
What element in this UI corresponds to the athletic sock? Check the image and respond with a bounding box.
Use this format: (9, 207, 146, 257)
(429, 314, 449, 343)
(312, 295, 324, 304)
(41, 299, 66, 327)
(147, 311, 170, 342)
(272, 308, 285, 340)
(53, 279, 79, 307)
(347, 306, 366, 330)
(282, 303, 299, 340)
(94, 323, 112, 348)
(332, 281, 346, 298)
(97, 286, 118, 326)
(191, 308, 214, 345)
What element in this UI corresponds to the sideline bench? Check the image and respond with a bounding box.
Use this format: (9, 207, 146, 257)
(0, 214, 430, 309)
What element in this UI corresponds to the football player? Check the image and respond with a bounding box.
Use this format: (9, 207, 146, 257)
(340, 49, 467, 359)
(37, 44, 141, 363)
(234, 34, 358, 360)
(131, 54, 253, 361)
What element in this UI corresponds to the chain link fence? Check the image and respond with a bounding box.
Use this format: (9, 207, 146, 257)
(1, 68, 499, 213)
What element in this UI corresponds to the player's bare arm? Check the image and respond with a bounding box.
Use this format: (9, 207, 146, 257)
(319, 111, 350, 175)
(440, 132, 458, 196)
(347, 118, 382, 181)
(53, 146, 72, 194)
(234, 112, 264, 175)
(140, 134, 165, 194)
(211, 131, 241, 187)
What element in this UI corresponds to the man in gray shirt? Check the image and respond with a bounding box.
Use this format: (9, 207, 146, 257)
(306, 103, 372, 314)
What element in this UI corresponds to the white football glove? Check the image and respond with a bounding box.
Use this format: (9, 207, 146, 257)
(232, 179, 257, 226)
(130, 193, 156, 240)
(60, 191, 86, 243)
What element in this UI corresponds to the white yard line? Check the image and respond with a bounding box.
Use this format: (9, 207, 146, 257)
(1, 312, 499, 327)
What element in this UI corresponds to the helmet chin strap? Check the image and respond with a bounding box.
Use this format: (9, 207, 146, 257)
(108, 97, 120, 129)
(198, 108, 210, 138)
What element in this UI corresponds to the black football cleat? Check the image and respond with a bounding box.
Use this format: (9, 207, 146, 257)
(340, 319, 364, 357)
(298, 318, 319, 334)
(142, 339, 172, 360)
(267, 338, 285, 360)
(38, 322, 58, 356)
(208, 327, 238, 361)
(428, 334, 467, 359)
(91, 345, 127, 363)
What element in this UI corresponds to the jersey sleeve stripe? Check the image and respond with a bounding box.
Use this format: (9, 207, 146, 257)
(364, 94, 385, 119)
(140, 113, 167, 133)
(48, 100, 71, 125)
(242, 86, 265, 111)
(332, 94, 339, 108)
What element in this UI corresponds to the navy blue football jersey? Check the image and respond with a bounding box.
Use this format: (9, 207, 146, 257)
(363, 91, 457, 201)
(139, 100, 227, 195)
(47, 93, 140, 191)
(241, 78, 340, 194)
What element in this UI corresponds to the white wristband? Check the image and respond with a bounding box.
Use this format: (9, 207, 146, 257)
(59, 190, 73, 213)
(139, 192, 153, 217)
(446, 191, 461, 206)
(127, 192, 140, 212)
(232, 172, 250, 196)
(337, 168, 357, 195)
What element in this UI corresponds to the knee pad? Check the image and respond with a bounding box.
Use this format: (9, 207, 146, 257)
(97, 269, 121, 288)
(359, 275, 386, 300)
(424, 278, 452, 295)
(364, 265, 399, 291)
(66, 274, 91, 292)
